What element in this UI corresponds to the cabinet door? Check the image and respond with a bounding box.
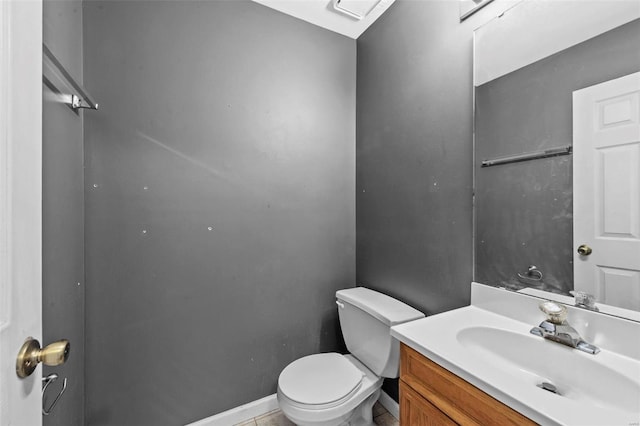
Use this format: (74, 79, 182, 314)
(401, 344, 536, 425)
(400, 380, 456, 426)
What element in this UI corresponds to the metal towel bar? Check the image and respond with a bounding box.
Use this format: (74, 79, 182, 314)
(481, 145, 571, 168)
(43, 44, 98, 111)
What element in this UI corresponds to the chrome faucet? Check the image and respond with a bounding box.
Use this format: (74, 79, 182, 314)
(530, 301, 600, 354)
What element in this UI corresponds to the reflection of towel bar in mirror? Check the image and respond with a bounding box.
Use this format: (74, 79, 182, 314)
(481, 145, 571, 168)
(43, 44, 99, 111)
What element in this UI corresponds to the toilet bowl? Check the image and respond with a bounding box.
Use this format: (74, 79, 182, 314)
(277, 354, 382, 426)
(277, 287, 424, 426)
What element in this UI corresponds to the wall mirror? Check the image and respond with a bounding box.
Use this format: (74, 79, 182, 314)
(473, 0, 640, 321)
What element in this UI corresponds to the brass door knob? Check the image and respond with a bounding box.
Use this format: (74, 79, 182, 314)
(577, 244, 592, 256)
(16, 338, 70, 378)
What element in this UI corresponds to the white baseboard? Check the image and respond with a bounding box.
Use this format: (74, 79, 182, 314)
(185, 393, 278, 426)
(186, 389, 399, 426)
(378, 390, 400, 420)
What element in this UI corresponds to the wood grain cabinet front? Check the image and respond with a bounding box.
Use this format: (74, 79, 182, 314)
(400, 380, 457, 426)
(399, 343, 537, 426)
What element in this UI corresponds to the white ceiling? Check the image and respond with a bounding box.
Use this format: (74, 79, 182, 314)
(252, 0, 396, 39)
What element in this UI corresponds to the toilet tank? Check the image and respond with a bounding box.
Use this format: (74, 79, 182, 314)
(336, 287, 424, 378)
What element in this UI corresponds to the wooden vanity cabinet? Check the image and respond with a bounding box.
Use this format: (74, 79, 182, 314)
(399, 344, 537, 426)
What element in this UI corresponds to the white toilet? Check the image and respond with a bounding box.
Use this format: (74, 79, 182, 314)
(277, 287, 424, 426)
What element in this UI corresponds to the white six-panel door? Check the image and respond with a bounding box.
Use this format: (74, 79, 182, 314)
(573, 72, 640, 310)
(0, 0, 43, 424)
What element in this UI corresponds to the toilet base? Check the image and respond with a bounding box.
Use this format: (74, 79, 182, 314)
(343, 389, 380, 426)
(279, 389, 380, 426)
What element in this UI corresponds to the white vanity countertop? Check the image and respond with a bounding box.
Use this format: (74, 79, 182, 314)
(391, 283, 640, 426)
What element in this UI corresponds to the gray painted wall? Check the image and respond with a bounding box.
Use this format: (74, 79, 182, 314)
(475, 19, 640, 295)
(83, 2, 355, 425)
(43, 1, 85, 425)
(355, 0, 499, 401)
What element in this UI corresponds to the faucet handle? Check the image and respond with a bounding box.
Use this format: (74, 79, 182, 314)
(539, 301, 567, 324)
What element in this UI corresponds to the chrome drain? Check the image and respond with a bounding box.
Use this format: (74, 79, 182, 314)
(537, 381, 560, 395)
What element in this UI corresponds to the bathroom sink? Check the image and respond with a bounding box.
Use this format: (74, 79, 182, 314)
(391, 284, 640, 426)
(456, 326, 640, 414)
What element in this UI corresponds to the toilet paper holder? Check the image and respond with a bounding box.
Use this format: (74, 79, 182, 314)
(42, 373, 67, 415)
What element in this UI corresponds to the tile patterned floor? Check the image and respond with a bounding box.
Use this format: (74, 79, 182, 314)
(234, 401, 399, 426)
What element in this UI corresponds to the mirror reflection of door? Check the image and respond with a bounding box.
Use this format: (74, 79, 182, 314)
(573, 72, 640, 310)
(473, 0, 640, 319)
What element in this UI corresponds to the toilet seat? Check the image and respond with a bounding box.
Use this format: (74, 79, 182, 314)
(278, 353, 364, 410)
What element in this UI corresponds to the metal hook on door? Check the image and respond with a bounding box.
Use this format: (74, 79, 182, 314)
(42, 373, 67, 415)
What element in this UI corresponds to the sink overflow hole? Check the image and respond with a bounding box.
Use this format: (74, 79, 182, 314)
(537, 382, 560, 395)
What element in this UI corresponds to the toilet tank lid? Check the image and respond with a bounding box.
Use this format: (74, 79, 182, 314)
(336, 287, 424, 326)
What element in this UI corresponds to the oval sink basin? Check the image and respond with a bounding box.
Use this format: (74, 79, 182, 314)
(456, 326, 640, 414)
